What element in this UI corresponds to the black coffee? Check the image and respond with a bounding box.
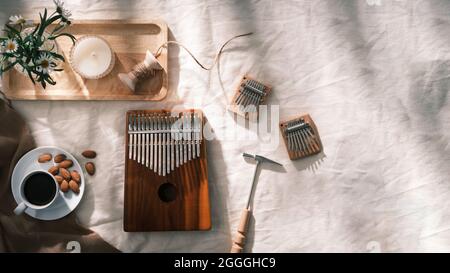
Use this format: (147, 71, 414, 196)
(23, 173, 57, 206)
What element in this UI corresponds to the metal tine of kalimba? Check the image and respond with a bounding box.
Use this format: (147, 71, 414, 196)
(287, 127, 295, 151)
(294, 121, 307, 153)
(166, 115, 170, 175)
(193, 112, 197, 159)
(190, 113, 195, 159)
(174, 115, 180, 168)
(305, 126, 320, 150)
(242, 82, 252, 106)
(137, 114, 142, 164)
(140, 113, 145, 164)
(149, 114, 154, 170)
(170, 116, 175, 171)
(181, 113, 187, 164)
(132, 114, 137, 161)
(191, 113, 196, 159)
(287, 120, 300, 151)
(246, 80, 257, 107)
(154, 115, 159, 175)
(255, 80, 265, 104)
(300, 126, 314, 154)
(195, 113, 201, 158)
(128, 114, 133, 160)
(238, 81, 250, 106)
(179, 114, 183, 165)
(187, 113, 192, 162)
(298, 120, 313, 154)
(286, 121, 295, 151)
(145, 114, 149, 168)
(165, 116, 170, 175)
(157, 115, 162, 176)
(176, 114, 181, 167)
(249, 80, 265, 106)
(162, 115, 166, 176)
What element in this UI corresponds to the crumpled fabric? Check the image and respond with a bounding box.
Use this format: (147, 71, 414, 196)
(0, 0, 449, 252)
(0, 96, 118, 253)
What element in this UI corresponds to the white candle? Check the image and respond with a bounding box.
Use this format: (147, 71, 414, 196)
(70, 36, 115, 79)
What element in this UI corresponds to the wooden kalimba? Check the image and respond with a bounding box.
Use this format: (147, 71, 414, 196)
(228, 75, 271, 119)
(279, 114, 323, 160)
(124, 109, 211, 231)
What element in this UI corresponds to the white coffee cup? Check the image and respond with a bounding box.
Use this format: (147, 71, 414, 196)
(14, 170, 59, 215)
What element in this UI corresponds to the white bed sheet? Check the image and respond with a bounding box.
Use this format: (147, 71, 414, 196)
(1, 0, 449, 252)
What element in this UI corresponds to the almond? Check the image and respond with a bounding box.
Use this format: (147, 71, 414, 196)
(82, 150, 97, 159)
(48, 166, 59, 175)
(54, 154, 66, 163)
(85, 162, 95, 175)
(70, 170, 81, 183)
(60, 168, 71, 181)
(60, 180, 69, 192)
(58, 159, 73, 169)
(54, 175, 64, 184)
(38, 153, 52, 163)
(69, 180, 80, 194)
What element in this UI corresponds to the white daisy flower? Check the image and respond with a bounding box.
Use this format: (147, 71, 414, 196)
(37, 53, 54, 74)
(9, 15, 26, 25)
(4, 39, 18, 53)
(53, 0, 72, 21)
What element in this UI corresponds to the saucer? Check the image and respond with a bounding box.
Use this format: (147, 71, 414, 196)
(11, 146, 85, 220)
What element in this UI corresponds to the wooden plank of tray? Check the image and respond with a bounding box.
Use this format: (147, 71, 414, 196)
(1, 20, 168, 101)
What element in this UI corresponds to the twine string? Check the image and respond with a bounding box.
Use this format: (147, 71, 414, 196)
(154, 32, 253, 71)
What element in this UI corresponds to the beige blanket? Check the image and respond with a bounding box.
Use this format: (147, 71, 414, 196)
(0, 94, 118, 253)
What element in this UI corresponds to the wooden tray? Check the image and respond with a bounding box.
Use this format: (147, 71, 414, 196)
(124, 109, 211, 231)
(1, 20, 168, 100)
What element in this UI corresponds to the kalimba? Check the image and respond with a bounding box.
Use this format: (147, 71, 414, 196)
(229, 75, 271, 118)
(279, 114, 323, 160)
(124, 109, 211, 231)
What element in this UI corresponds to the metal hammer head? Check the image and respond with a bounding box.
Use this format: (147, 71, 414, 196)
(243, 153, 282, 166)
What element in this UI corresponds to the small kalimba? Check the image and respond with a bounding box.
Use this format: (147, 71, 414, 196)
(229, 75, 271, 118)
(279, 114, 323, 160)
(124, 109, 211, 231)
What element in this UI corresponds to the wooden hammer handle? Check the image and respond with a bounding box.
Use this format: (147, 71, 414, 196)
(230, 208, 251, 253)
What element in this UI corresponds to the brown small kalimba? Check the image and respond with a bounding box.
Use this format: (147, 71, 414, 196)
(228, 75, 271, 119)
(280, 114, 323, 160)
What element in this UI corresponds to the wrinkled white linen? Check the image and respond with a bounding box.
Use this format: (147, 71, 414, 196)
(1, 0, 449, 252)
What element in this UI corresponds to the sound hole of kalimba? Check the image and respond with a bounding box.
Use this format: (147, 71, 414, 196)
(158, 182, 177, 202)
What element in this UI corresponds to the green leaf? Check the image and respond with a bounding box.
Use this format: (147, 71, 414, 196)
(2, 60, 18, 72)
(49, 32, 76, 44)
(47, 76, 56, 85)
(47, 51, 65, 62)
(45, 15, 62, 27)
(27, 69, 36, 85)
(38, 8, 48, 36)
(31, 24, 40, 36)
